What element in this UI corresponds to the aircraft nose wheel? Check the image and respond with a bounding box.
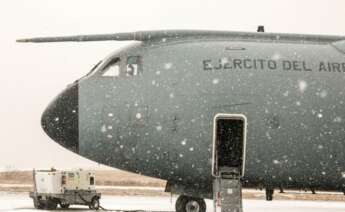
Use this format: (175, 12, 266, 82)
(175, 195, 206, 212)
(265, 188, 274, 201)
(186, 201, 200, 212)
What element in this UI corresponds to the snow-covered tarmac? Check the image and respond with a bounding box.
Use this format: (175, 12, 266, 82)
(0, 192, 344, 212)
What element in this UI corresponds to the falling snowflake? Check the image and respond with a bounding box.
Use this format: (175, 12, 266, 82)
(298, 80, 307, 93)
(136, 113, 142, 119)
(283, 91, 289, 97)
(189, 147, 194, 152)
(156, 125, 162, 131)
(164, 62, 173, 69)
(271, 53, 281, 60)
(265, 131, 272, 140)
(317, 113, 323, 118)
(101, 125, 107, 133)
(212, 78, 219, 84)
(54, 117, 59, 122)
(108, 113, 114, 117)
(319, 90, 328, 98)
(333, 117, 342, 123)
(181, 139, 187, 146)
(273, 160, 280, 164)
(220, 57, 228, 64)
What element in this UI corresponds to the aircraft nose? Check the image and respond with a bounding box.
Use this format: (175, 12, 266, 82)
(41, 83, 79, 153)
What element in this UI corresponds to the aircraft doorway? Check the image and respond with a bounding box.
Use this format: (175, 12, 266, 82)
(212, 114, 247, 177)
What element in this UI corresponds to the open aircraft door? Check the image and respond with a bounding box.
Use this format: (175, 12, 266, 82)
(212, 114, 247, 212)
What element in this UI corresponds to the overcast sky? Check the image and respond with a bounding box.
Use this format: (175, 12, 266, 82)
(1, 0, 345, 171)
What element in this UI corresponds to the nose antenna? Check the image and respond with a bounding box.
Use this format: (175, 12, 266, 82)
(17, 30, 265, 43)
(16, 32, 137, 43)
(17, 29, 345, 44)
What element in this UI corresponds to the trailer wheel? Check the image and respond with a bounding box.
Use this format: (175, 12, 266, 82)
(45, 200, 57, 210)
(60, 203, 70, 209)
(176, 195, 206, 212)
(89, 196, 100, 210)
(33, 199, 44, 209)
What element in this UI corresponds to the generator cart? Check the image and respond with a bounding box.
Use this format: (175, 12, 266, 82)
(29, 169, 101, 210)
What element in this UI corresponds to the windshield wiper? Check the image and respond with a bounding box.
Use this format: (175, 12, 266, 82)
(71, 61, 103, 85)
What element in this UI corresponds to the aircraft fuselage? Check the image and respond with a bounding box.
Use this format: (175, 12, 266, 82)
(74, 38, 345, 198)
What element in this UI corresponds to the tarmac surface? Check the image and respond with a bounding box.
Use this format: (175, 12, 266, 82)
(0, 192, 344, 212)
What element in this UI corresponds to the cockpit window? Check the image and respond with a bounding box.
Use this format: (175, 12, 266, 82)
(102, 57, 120, 77)
(126, 56, 142, 76)
(100, 56, 142, 78)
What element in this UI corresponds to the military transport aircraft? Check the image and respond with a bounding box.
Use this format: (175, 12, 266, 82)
(17, 29, 345, 212)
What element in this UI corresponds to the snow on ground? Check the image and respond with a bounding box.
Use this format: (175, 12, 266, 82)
(0, 192, 344, 212)
(0, 184, 165, 191)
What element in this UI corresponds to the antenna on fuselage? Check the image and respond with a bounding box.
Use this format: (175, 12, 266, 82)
(257, 26, 265, 32)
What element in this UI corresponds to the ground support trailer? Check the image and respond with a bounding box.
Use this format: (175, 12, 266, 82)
(29, 169, 101, 210)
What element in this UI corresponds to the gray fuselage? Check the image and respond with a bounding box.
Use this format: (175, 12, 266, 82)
(75, 37, 345, 198)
